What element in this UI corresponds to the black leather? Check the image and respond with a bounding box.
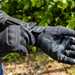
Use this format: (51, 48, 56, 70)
(37, 27, 75, 64)
(0, 25, 35, 54)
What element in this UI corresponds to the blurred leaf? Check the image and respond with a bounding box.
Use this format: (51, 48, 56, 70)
(67, 16, 75, 29)
(32, 46, 37, 53)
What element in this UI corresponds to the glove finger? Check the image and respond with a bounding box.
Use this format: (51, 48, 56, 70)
(14, 44, 28, 55)
(57, 51, 75, 64)
(65, 50, 75, 57)
(67, 45, 75, 50)
(70, 38, 75, 44)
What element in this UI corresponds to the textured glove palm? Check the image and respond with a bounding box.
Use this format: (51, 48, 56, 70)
(37, 26, 75, 64)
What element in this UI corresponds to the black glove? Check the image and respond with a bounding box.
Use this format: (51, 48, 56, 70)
(36, 26, 75, 64)
(0, 10, 37, 31)
(0, 25, 35, 55)
(1, 10, 75, 64)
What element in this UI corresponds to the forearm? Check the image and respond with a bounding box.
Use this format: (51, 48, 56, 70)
(0, 10, 23, 25)
(0, 10, 37, 32)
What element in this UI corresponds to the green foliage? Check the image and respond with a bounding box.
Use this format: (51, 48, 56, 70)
(1, 0, 75, 27)
(2, 52, 25, 63)
(67, 17, 75, 29)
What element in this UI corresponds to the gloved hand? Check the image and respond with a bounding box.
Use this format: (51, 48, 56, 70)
(1, 10, 75, 64)
(36, 26, 75, 64)
(0, 25, 35, 55)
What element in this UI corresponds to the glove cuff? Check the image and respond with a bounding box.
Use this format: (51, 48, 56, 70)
(31, 26, 45, 45)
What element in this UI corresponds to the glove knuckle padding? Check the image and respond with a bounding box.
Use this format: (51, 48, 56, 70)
(45, 27, 58, 35)
(45, 27, 62, 35)
(56, 27, 71, 35)
(45, 26, 75, 36)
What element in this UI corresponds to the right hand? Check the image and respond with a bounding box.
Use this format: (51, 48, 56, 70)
(37, 26, 75, 64)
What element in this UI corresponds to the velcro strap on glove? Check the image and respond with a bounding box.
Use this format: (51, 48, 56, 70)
(2, 25, 21, 47)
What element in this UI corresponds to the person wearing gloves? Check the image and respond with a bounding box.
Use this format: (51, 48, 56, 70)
(0, 10, 75, 64)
